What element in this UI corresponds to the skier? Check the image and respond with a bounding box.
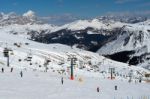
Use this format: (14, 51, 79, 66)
(1, 68, 4, 73)
(139, 77, 142, 83)
(61, 77, 64, 85)
(10, 67, 13, 72)
(97, 87, 99, 92)
(115, 85, 117, 90)
(20, 71, 23, 77)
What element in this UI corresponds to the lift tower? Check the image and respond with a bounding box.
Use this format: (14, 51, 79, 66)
(68, 55, 77, 80)
(3, 48, 10, 67)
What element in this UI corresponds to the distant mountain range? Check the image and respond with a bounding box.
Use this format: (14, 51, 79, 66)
(0, 10, 150, 69)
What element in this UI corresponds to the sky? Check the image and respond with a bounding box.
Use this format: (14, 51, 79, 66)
(0, 0, 150, 17)
(0, 0, 150, 18)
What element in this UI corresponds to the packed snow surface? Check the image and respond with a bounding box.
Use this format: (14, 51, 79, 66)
(0, 67, 149, 99)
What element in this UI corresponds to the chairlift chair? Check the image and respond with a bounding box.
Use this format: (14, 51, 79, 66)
(3, 48, 9, 57)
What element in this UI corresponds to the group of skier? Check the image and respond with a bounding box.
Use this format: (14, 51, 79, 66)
(97, 85, 118, 93)
(0, 67, 144, 93)
(1, 67, 13, 73)
(0, 67, 64, 81)
(1, 67, 23, 77)
(96, 79, 143, 93)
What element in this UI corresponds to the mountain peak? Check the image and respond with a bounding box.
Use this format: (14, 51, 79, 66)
(0, 10, 43, 26)
(23, 10, 35, 18)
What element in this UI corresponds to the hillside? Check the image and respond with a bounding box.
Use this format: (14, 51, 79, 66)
(97, 24, 150, 69)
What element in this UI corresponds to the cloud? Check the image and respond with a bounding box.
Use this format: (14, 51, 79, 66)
(115, 0, 140, 4)
(40, 13, 80, 25)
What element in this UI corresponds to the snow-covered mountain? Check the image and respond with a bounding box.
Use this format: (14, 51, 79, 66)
(97, 23, 150, 70)
(1, 11, 150, 69)
(138, 19, 150, 25)
(0, 26, 149, 79)
(0, 10, 42, 26)
(29, 19, 126, 51)
(0, 15, 126, 51)
(96, 16, 147, 23)
(1, 11, 149, 52)
(0, 11, 58, 42)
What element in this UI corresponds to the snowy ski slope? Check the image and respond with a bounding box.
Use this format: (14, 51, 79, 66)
(0, 30, 150, 99)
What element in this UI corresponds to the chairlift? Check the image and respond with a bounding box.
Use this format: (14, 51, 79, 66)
(10, 52, 14, 55)
(3, 48, 9, 57)
(26, 58, 32, 61)
(39, 65, 41, 68)
(18, 59, 22, 62)
(26, 52, 32, 61)
(25, 43, 29, 45)
(58, 62, 64, 65)
(27, 56, 32, 59)
(47, 59, 51, 63)
(67, 58, 71, 61)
